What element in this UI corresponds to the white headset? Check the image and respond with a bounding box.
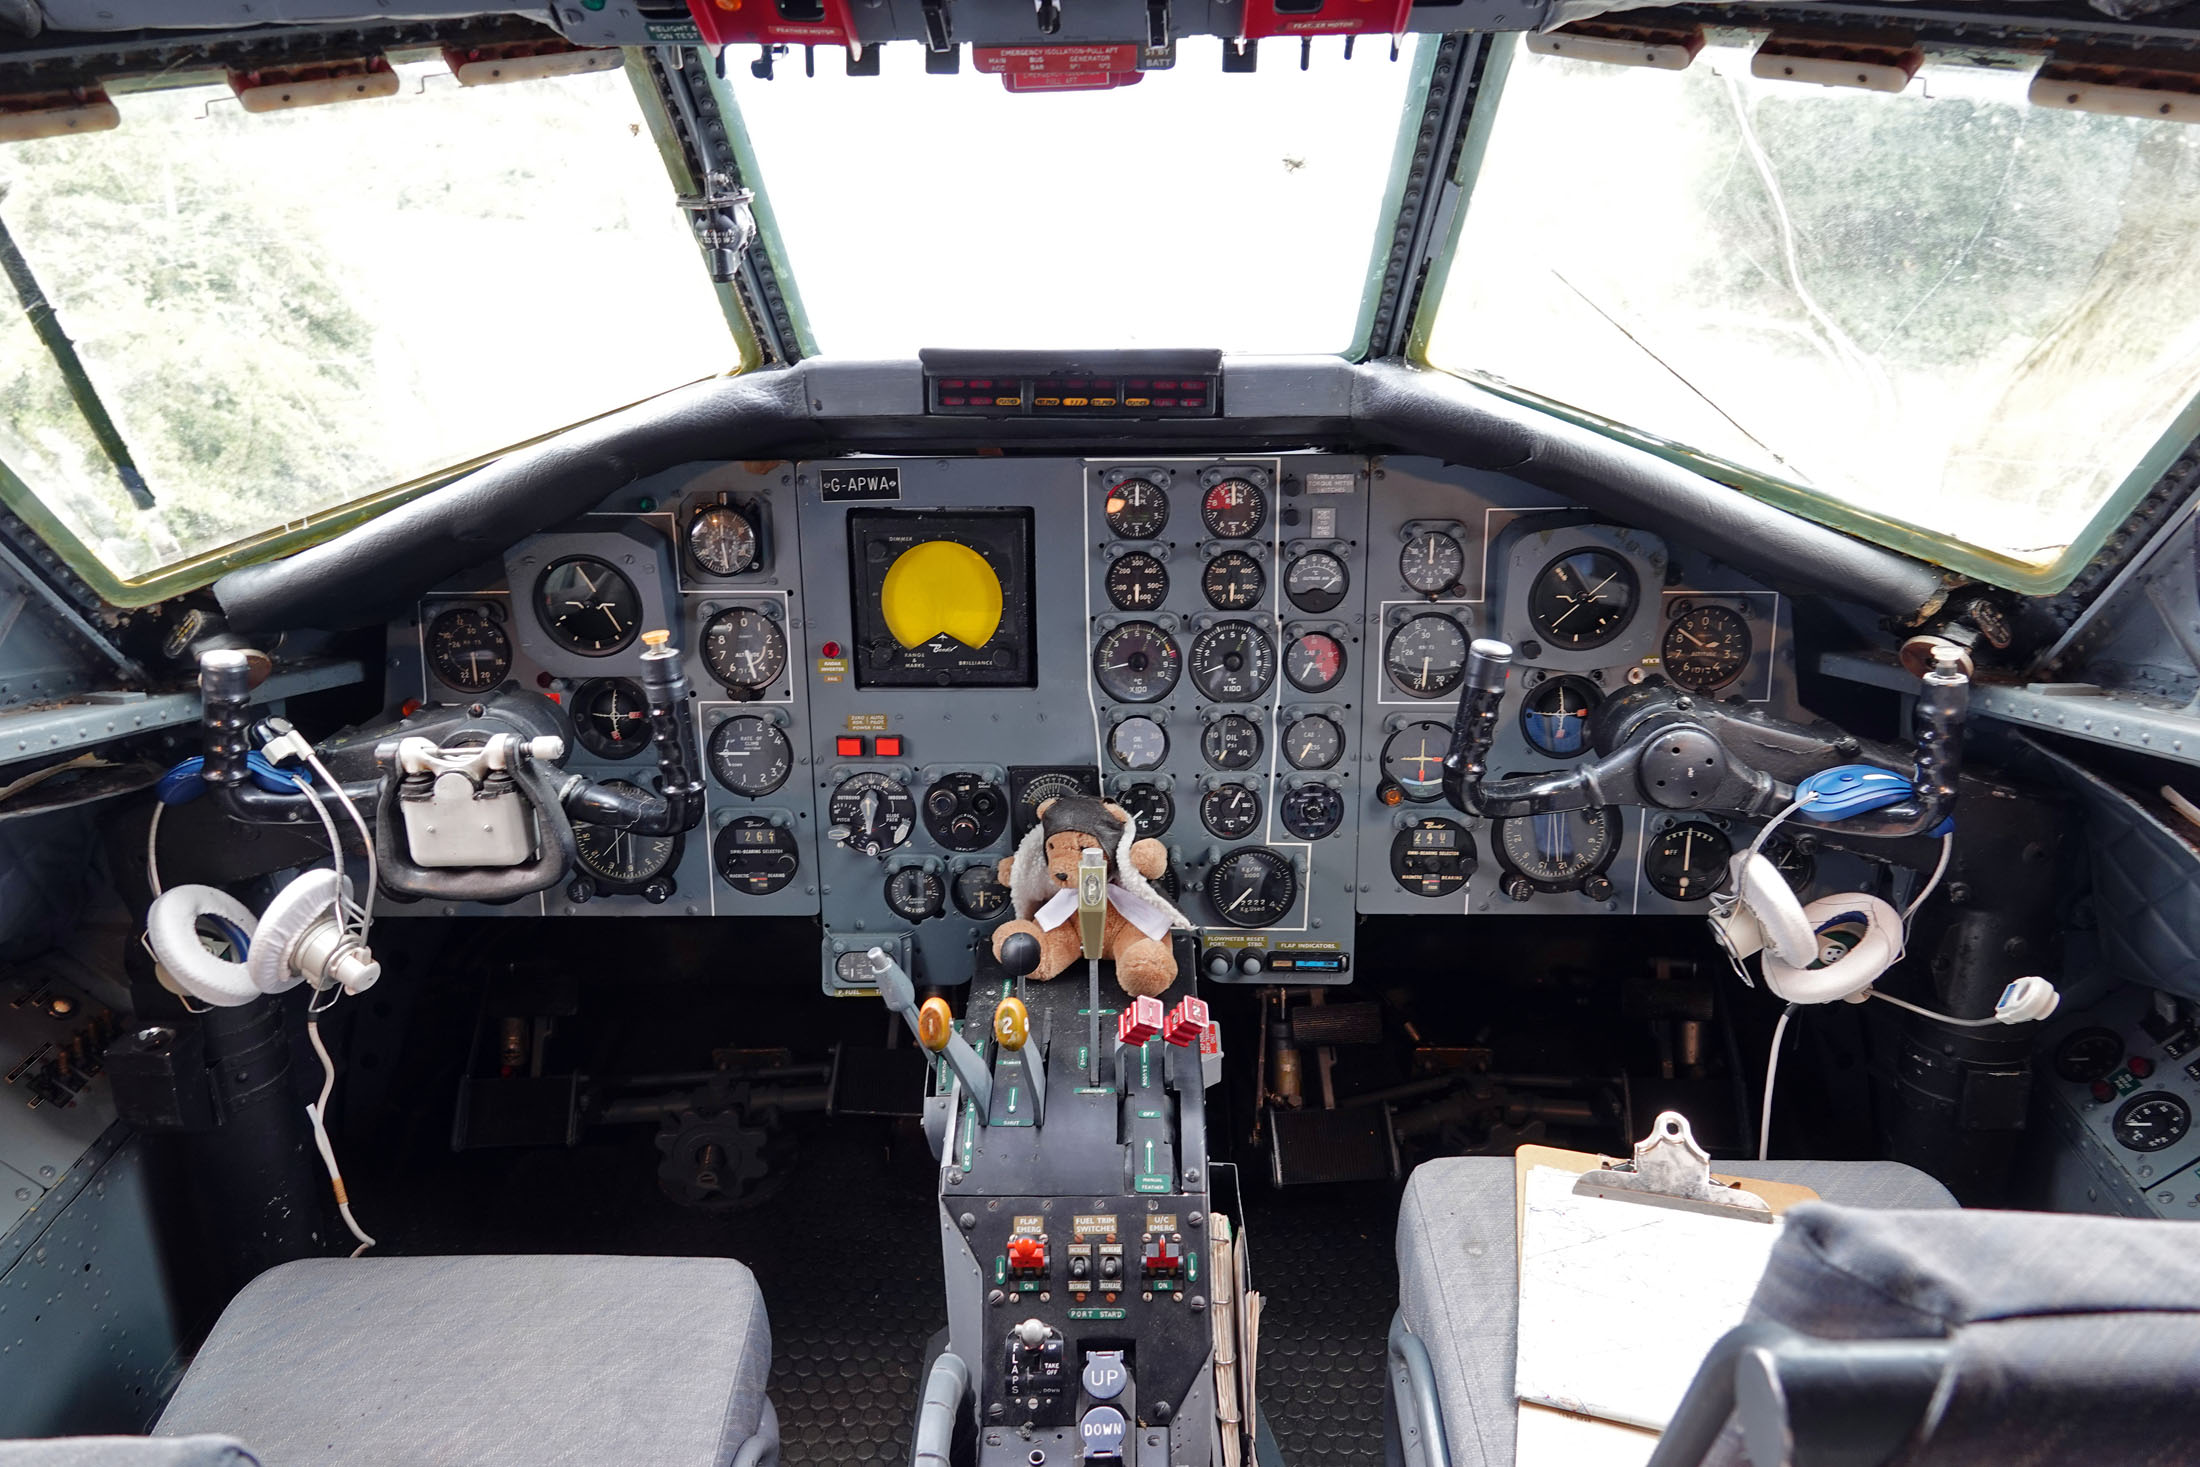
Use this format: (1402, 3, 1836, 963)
(1711, 809, 2058, 1027)
(146, 871, 380, 1008)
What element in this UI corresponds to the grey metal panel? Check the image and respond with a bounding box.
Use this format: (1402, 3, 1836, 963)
(0, 1157, 42, 1240)
(377, 459, 819, 920)
(1822, 650, 2200, 768)
(795, 457, 1093, 990)
(1353, 457, 1813, 918)
(1085, 453, 1366, 978)
(0, 1137, 186, 1438)
(806, 360, 925, 419)
(0, 662, 365, 773)
(1220, 357, 1356, 421)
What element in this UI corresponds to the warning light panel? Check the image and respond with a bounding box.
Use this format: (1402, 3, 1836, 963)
(928, 370, 1218, 418)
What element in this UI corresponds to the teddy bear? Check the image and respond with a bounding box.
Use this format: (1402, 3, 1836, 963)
(989, 794, 1189, 999)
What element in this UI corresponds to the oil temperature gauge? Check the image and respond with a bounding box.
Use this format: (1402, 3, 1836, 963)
(1200, 783, 1261, 840)
(2112, 1091, 2191, 1152)
(884, 866, 945, 922)
(1118, 782, 1175, 837)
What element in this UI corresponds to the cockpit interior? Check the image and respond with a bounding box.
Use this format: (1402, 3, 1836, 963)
(6, 0, 2200, 1462)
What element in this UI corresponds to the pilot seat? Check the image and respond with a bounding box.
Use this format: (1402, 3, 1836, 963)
(75, 1254, 779, 1467)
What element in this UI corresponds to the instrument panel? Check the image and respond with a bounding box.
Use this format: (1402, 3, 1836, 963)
(381, 453, 1811, 990)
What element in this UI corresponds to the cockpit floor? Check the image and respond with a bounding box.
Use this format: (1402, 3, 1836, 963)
(348, 1113, 1399, 1463)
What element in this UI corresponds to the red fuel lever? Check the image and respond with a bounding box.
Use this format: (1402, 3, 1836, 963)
(1163, 997, 1209, 1048)
(1118, 996, 1165, 1047)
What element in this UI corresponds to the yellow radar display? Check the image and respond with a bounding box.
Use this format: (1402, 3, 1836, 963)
(880, 540, 1003, 650)
(848, 509, 1036, 687)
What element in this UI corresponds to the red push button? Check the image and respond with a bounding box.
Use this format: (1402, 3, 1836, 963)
(2092, 1079, 2117, 1103)
(835, 736, 865, 757)
(2130, 1056, 2157, 1079)
(1118, 995, 1165, 1047)
(876, 736, 903, 757)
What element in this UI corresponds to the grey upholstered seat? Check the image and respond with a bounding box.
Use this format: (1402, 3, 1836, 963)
(152, 1254, 778, 1467)
(1394, 1156, 1957, 1467)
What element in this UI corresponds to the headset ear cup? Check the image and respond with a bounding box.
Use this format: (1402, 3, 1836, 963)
(1732, 853, 1816, 967)
(145, 885, 262, 1007)
(1761, 894, 1904, 1006)
(247, 869, 350, 995)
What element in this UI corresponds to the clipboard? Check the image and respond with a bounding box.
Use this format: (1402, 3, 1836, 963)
(1511, 1114, 1817, 1465)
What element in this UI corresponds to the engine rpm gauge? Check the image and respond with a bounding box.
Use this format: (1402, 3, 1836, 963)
(1105, 552, 1169, 611)
(884, 866, 945, 923)
(828, 772, 915, 858)
(1202, 714, 1263, 770)
(2113, 1091, 2191, 1152)
(1202, 551, 1266, 610)
(1384, 614, 1469, 698)
(1381, 721, 1452, 803)
(1200, 782, 1262, 839)
(1201, 478, 1267, 539)
(706, 715, 793, 796)
(1400, 531, 1466, 595)
(1092, 622, 1181, 704)
(1662, 604, 1754, 694)
(1206, 846, 1297, 928)
(572, 678, 651, 761)
(1519, 675, 1603, 759)
(537, 556, 642, 656)
(426, 605, 511, 692)
(1283, 715, 1343, 770)
(1284, 631, 1347, 694)
(952, 863, 1011, 920)
(1108, 716, 1169, 771)
(1528, 548, 1640, 651)
(1284, 551, 1349, 614)
(702, 606, 788, 694)
(1494, 806, 1622, 893)
(1643, 822, 1732, 902)
(1105, 478, 1169, 539)
(686, 503, 761, 576)
(1189, 621, 1276, 702)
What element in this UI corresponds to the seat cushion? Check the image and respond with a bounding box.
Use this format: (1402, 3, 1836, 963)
(0, 1441, 257, 1467)
(154, 1256, 771, 1467)
(1395, 1156, 1957, 1467)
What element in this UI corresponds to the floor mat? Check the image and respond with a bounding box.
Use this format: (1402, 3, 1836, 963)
(1244, 1183, 1399, 1466)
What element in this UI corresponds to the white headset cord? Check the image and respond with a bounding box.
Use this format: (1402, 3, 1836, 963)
(1758, 1003, 1797, 1163)
(305, 1017, 376, 1256)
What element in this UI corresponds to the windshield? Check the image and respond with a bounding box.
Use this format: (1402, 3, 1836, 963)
(0, 56, 738, 595)
(1423, 37, 2200, 588)
(728, 38, 1421, 357)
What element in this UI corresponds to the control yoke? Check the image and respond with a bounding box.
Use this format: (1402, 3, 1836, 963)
(1440, 638, 1969, 838)
(197, 632, 707, 903)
